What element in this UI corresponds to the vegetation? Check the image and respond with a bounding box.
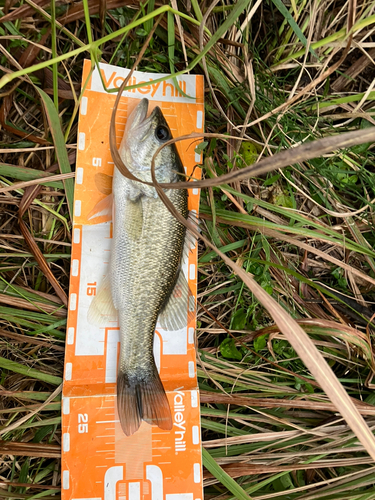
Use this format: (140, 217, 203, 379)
(1, 0, 375, 498)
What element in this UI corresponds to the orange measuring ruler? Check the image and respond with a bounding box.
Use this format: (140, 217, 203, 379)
(62, 60, 204, 500)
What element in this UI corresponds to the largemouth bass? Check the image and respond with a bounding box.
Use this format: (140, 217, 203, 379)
(88, 99, 188, 436)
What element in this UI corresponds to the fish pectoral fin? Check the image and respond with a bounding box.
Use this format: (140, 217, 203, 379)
(124, 198, 143, 240)
(87, 275, 118, 326)
(117, 368, 172, 436)
(95, 172, 113, 195)
(88, 193, 113, 222)
(159, 267, 190, 331)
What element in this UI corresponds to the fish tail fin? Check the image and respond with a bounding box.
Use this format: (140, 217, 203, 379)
(117, 369, 172, 436)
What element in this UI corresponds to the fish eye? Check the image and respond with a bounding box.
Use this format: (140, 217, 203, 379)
(155, 125, 171, 142)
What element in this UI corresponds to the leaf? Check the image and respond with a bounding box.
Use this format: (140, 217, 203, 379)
(135, 28, 148, 36)
(274, 192, 293, 208)
(239, 142, 258, 165)
(220, 338, 242, 360)
(155, 53, 168, 63)
(254, 334, 267, 352)
(304, 383, 315, 394)
(263, 174, 281, 187)
(352, 119, 374, 153)
(231, 308, 248, 330)
(195, 141, 208, 155)
(34, 87, 74, 219)
(272, 472, 294, 492)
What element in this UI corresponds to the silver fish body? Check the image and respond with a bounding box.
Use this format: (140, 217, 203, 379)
(111, 99, 188, 436)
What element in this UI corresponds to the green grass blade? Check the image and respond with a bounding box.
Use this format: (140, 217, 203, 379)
(145, 0, 155, 33)
(1, 391, 57, 402)
(0, 164, 63, 188)
(82, 0, 93, 45)
(201, 417, 249, 436)
(34, 87, 74, 219)
(0, 357, 63, 385)
(0, 306, 65, 323)
(28, 490, 61, 500)
(274, 13, 375, 66)
(199, 238, 247, 263)
(50, 0, 58, 111)
(10, 417, 61, 431)
(190, 0, 203, 22)
(200, 202, 375, 258)
(202, 448, 252, 500)
(271, 0, 318, 59)
(0, 1, 247, 91)
(168, 10, 175, 77)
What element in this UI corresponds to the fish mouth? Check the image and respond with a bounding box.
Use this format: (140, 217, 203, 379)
(124, 99, 170, 151)
(126, 99, 168, 133)
(125, 98, 150, 134)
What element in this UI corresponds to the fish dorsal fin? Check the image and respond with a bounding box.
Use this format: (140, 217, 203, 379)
(87, 274, 118, 326)
(88, 193, 113, 222)
(185, 209, 199, 256)
(184, 229, 197, 261)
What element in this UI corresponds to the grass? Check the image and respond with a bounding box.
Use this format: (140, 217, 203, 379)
(1, 0, 375, 498)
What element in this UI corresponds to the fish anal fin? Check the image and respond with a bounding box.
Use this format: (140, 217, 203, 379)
(117, 369, 172, 436)
(88, 193, 113, 222)
(87, 275, 117, 326)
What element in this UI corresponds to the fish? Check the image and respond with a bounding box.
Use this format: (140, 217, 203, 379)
(88, 98, 189, 436)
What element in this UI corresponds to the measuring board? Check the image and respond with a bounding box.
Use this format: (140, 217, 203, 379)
(62, 60, 204, 500)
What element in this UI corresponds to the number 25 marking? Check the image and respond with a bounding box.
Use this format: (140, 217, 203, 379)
(78, 413, 88, 433)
